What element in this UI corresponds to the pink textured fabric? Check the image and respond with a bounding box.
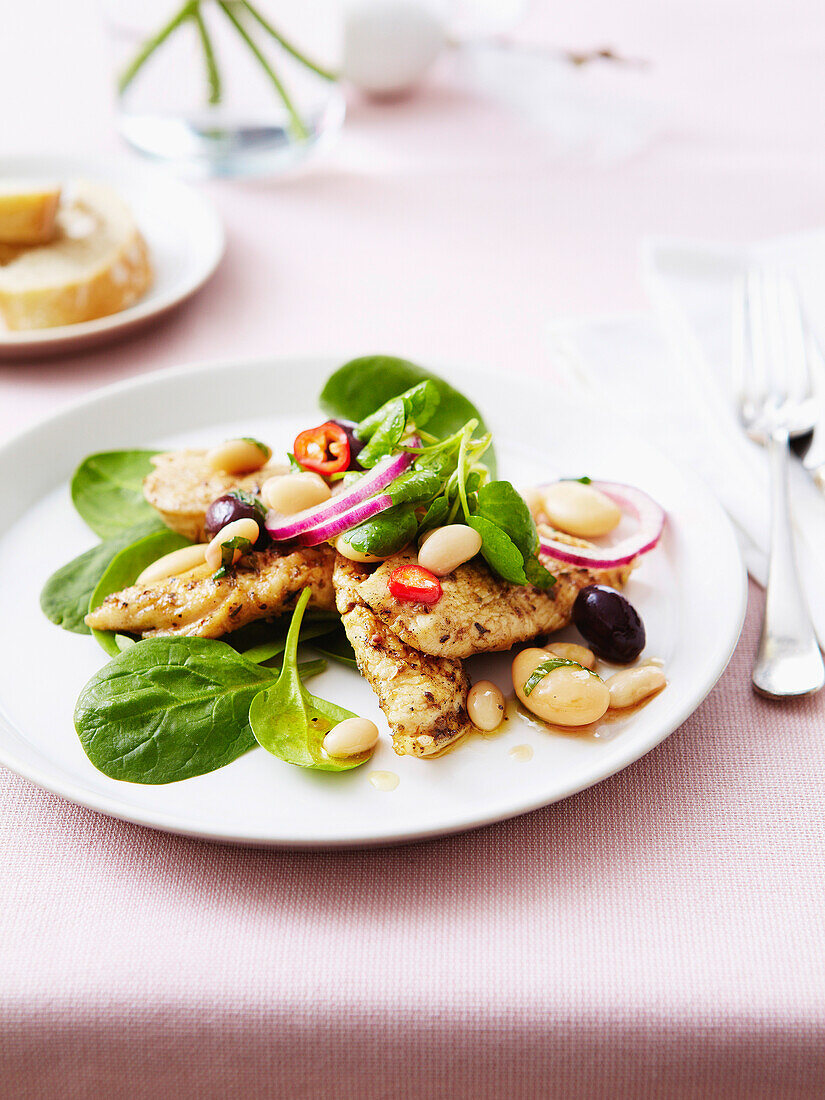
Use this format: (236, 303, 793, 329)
(3, 1, 825, 1096)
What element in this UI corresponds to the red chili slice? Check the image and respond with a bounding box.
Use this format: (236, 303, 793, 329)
(388, 564, 443, 605)
(293, 421, 351, 476)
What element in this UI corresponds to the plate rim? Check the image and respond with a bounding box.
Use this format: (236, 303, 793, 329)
(0, 153, 225, 350)
(0, 353, 748, 847)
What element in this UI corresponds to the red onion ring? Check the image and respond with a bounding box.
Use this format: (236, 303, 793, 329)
(296, 491, 393, 546)
(537, 480, 665, 569)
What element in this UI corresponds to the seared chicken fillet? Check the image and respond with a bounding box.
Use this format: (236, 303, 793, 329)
(352, 544, 632, 659)
(334, 555, 473, 758)
(143, 449, 289, 542)
(85, 546, 335, 639)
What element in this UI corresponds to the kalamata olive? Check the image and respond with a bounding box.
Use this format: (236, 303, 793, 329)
(331, 419, 365, 470)
(572, 584, 646, 664)
(204, 493, 269, 547)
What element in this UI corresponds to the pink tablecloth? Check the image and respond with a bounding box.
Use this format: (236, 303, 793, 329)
(3, 1, 825, 1096)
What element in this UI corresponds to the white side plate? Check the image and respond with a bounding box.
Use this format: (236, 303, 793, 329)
(0, 155, 224, 358)
(0, 356, 746, 846)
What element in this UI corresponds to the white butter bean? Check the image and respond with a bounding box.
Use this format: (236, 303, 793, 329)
(417, 524, 482, 576)
(323, 717, 380, 757)
(512, 648, 609, 726)
(205, 518, 259, 571)
(467, 680, 505, 732)
(262, 472, 331, 514)
(541, 481, 622, 539)
(206, 438, 271, 475)
(136, 543, 207, 584)
(334, 534, 387, 563)
(544, 642, 597, 670)
(605, 666, 666, 709)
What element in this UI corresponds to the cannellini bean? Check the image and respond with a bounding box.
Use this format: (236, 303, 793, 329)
(544, 641, 597, 670)
(512, 647, 610, 726)
(334, 534, 388, 563)
(323, 717, 380, 757)
(205, 517, 260, 571)
(605, 666, 666, 709)
(520, 486, 547, 520)
(541, 481, 622, 539)
(417, 524, 482, 576)
(206, 438, 271, 475)
(136, 543, 207, 584)
(262, 472, 331, 514)
(467, 680, 505, 732)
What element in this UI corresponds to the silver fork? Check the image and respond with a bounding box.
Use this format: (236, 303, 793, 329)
(734, 266, 825, 698)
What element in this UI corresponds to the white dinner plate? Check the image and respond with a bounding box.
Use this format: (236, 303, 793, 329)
(0, 356, 746, 846)
(0, 155, 224, 358)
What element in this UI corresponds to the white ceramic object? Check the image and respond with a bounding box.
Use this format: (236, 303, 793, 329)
(342, 0, 446, 96)
(0, 155, 224, 358)
(0, 356, 746, 847)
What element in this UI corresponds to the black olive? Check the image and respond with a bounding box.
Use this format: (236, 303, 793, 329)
(204, 494, 269, 547)
(572, 584, 646, 664)
(331, 419, 365, 470)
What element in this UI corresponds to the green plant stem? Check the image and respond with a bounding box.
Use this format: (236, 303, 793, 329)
(456, 424, 473, 523)
(218, 0, 308, 140)
(118, 0, 197, 95)
(240, 0, 338, 81)
(191, 5, 222, 104)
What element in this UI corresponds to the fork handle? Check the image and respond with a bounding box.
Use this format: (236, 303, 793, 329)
(753, 429, 825, 698)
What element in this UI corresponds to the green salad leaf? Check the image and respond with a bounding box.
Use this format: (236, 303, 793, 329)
(74, 637, 323, 784)
(357, 398, 408, 468)
(88, 527, 194, 656)
(40, 517, 167, 635)
(319, 355, 497, 477)
(249, 589, 370, 772)
(344, 503, 419, 558)
(466, 515, 529, 585)
(469, 481, 555, 589)
(240, 618, 338, 665)
(71, 450, 161, 538)
(357, 380, 440, 443)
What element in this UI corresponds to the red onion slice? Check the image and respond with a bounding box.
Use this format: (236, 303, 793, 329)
(296, 491, 393, 546)
(537, 480, 665, 569)
(265, 449, 413, 542)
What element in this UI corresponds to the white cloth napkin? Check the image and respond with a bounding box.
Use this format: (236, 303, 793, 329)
(546, 230, 825, 646)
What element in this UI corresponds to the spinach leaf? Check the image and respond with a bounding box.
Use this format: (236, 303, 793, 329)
(467, 515, 528, 585)
(71, 450, 161, 537)
(249, 589, 369, 772)
(418, 495, 450, 533)
(471, 481, 555, 589)
(386, 466, 444, 506)
(40, 517, 166, 634)
(356, 399, 407, 468)
(88, 527, 194, 656)
(357, 380, 440, 441)
(309, 626, 358, 669)
(240, 618, 338, 666)
(319, 356, 497, 477)
(344, 503, 419, 558)
(74, 637, 274, 784)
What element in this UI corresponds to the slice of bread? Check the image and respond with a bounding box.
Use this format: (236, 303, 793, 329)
(0, 182, 61, 244)
(0, 181, 152, 330)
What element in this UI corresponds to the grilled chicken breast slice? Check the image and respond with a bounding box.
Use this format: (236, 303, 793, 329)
(85, 546, 335, 639)
(334, 555, 473, 758)
(143, 449, 288, 542)
(352, 546, 632, 659)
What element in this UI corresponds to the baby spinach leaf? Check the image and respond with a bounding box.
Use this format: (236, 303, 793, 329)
(357, 380, 440, 441)
(71, 450, 161, 537)
(40, 517, 166, 634)
(418, 495, 450, 533)
(467, 515, 528, 585)
(88, 528, 194, 656)
(319, 356, 497, 476)
(74, 637, 274, 784)
(344, 504, 419, 558)
(472, 481, 555, 589)
(249, 589, 369, 772)
(357, 399, 407, 468)
(386, 466, 444, 506)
